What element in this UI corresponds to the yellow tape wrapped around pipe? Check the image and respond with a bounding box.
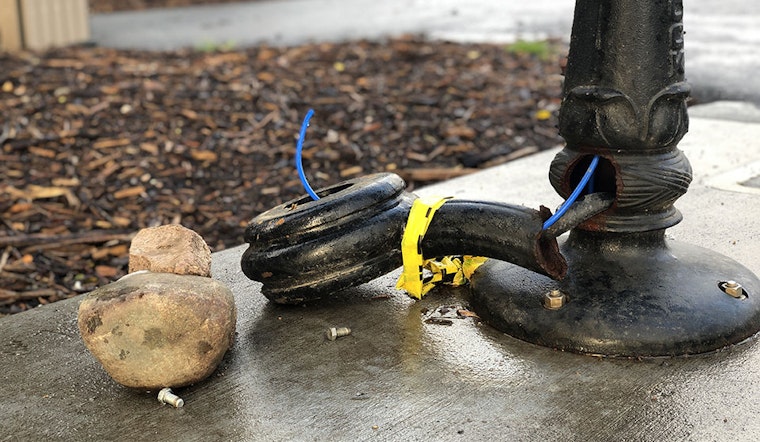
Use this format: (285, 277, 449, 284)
(396, 196, 487, 299)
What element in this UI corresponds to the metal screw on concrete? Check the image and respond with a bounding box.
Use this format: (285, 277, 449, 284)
(720, 280, 746, 299)
(157, 388, 184, 408)
(326, 327, 352, 341)
(543, 289, 567, 310)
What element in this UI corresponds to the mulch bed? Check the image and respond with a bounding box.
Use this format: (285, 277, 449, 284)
(1, 34, 566, 316)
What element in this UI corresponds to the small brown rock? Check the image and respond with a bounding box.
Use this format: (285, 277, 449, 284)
(129, 225, 211, 276)
(77, 272, 236, 389)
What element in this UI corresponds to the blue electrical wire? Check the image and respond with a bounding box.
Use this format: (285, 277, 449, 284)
(542, 155, 600, 230)
(296, 109, 320, 201)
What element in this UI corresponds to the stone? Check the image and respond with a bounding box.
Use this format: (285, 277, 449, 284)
(128, 225, 212, 277)
(77, 271, 236, 389)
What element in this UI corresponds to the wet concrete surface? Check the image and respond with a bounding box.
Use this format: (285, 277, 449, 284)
(2, 115, 760, 440)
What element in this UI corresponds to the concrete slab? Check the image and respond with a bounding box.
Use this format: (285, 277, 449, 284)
(688, 101, 760, 124)
(2, 114, 760, 440)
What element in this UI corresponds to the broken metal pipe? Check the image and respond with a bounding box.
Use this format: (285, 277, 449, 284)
(241, 173, 612, 304)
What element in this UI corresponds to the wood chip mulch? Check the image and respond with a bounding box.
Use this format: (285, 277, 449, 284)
(0, 36, 566, 315)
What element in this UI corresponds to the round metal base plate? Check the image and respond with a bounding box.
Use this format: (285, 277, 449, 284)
(470, 231, 760, 356)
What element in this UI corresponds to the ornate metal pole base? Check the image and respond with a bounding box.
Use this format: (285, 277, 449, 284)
(471, 231, 760, 356)
(470, 0, 760, 356)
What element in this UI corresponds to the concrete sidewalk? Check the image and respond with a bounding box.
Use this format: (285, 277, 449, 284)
(89, 0, 760, 106)
(2, 113, 760, 440)
(2, 2, 759, 439)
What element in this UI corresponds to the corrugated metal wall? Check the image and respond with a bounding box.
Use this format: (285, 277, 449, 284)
(0, 0, 90, 51)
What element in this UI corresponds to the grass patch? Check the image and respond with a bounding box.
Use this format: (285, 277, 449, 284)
(196, 40, 237, 52)
(505, 40, 553, 60)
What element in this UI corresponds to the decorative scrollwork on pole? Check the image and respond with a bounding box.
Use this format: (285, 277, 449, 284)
(551, 0, 692, 232)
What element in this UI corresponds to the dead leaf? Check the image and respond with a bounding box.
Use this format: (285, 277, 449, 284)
(457, 309, 480, 318)
(4, 185, 80, 207)
(93, 138, 130, 149)
(443, 125, 477, 139)
(340, 166, 363, 177)
(95, 265, 119, 279)
(8, 202, 33, 213)
(256, 72, 275, 82)
(51, 177, 81, 187)
(113, 186, 146, 199)
(91, 244, 128, 260)
(180, 109, 199, 120)
(190, 150, 218, 162)
(29, 147, 56, 158)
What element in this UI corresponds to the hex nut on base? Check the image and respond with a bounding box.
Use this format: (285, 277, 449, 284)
(721, 281, 747, 299)
(543, 289, 566, 310)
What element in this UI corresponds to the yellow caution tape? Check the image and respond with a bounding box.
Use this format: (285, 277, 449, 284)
(396, 196, 450, 298)
(396, 196, 487, 299)
(461, 255, 489, 281)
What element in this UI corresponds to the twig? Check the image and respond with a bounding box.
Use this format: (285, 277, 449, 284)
(0, 247, 10, 273)
(0, 230, 133, 248)
(0, 288, 58, 305)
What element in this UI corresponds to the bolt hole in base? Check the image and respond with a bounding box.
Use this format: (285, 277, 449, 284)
(470, 230, 760, 357)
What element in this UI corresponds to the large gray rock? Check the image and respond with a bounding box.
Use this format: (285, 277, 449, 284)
(77, 271, 236, 389)
(128, 225, 212, 277)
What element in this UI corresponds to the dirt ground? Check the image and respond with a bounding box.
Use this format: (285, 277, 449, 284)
(1, 2, 567, 315)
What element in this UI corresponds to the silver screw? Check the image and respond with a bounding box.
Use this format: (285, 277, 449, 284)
(326, 327, 352, 341)
(721, 281, 746, 299)
(543, 289, 567, 310)
(157, 388, 184, 408)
